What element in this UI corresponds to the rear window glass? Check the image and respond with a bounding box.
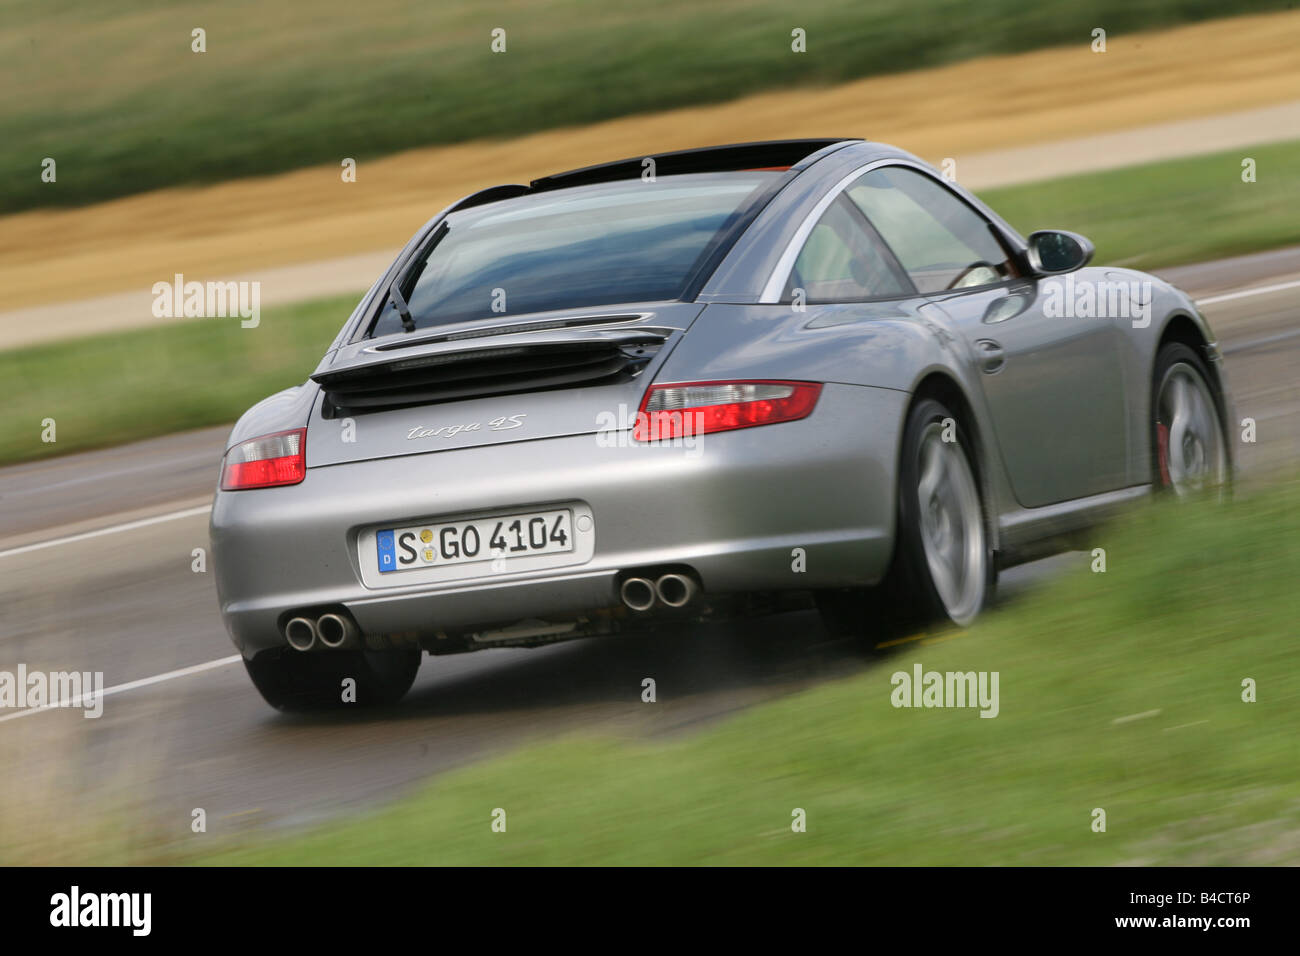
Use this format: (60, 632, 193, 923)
(372, 172, 778, 335)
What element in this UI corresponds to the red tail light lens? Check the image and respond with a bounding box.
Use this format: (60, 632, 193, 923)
(634, 380, 822, 441)
(220, 428, 307, 490)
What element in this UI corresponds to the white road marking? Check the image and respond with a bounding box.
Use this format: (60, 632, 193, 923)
(0, 655, 242, 724)
(1221, 327, 1300, 355)
(0, 503, 212, 559)
(1197, 277, 1300, 305)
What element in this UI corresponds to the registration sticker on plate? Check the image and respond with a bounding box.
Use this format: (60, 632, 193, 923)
(376, 508, 574, 573)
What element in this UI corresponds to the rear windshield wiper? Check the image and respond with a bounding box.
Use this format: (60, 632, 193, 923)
(384, 220, 450, 334)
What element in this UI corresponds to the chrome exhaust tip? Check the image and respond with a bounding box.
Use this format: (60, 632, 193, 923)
(619, 577, 657, 612)
(285, 616, 318, 652)
(316, 612, 358, 649)
(655, 573, 698, 609)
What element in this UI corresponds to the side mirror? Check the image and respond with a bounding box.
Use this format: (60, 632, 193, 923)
(1025, 229, 1094, 275)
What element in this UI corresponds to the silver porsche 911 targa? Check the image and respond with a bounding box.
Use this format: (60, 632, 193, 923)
(210, 139, 1232, 709)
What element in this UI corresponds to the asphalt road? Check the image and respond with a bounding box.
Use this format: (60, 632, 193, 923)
(0, 249, 1296, 852)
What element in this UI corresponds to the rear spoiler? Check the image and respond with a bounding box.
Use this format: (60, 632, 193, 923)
(312, 327, 670, 416)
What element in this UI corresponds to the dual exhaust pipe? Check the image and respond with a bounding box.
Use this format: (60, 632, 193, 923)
(284, 612, 359, 652)
(290, 573, 697, 647)
(620, 573, 699, 612)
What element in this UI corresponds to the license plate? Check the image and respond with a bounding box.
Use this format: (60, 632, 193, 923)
(375, 509, 574, 574)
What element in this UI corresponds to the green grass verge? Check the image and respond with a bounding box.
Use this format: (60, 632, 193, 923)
(0, 294, 354, 465)
(199, 482, 1299, 865)
(4, 139, 1298, 467)
(2, 0, 1290, 212)
(980, 139, 1300, 271)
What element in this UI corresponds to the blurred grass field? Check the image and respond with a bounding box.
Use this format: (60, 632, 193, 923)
(2, 141, 1297, 468)
(979, 139, 1300, 271)
(2, 0, 1292, 213)
(0, 292, 354, 466)
(197, 481, 1299, 865)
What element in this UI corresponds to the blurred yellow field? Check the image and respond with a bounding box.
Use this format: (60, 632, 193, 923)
(2, 8, 1298, 316)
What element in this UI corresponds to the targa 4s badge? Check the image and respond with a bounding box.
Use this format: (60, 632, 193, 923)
(406, 414, 527, 440)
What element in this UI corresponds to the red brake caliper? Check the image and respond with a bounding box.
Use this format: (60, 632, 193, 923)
(1156, 422, 1171, 486)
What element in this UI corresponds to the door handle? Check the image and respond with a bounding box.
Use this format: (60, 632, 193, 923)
(975, 338, 1004, 373)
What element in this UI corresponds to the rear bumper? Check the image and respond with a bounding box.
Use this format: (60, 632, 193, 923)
(210, 383, 906, 656)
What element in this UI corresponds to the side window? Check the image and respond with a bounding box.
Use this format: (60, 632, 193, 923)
(846, 167, 1016, 294)
(783, 194, 912, 303)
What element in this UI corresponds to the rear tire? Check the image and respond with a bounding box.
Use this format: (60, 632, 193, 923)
(819, 397, 994, 639)
(244, 647, 421, 711)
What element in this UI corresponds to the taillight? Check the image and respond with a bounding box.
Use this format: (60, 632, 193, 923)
(220, 428, 307, 490)
(634, 380, 822, 441)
